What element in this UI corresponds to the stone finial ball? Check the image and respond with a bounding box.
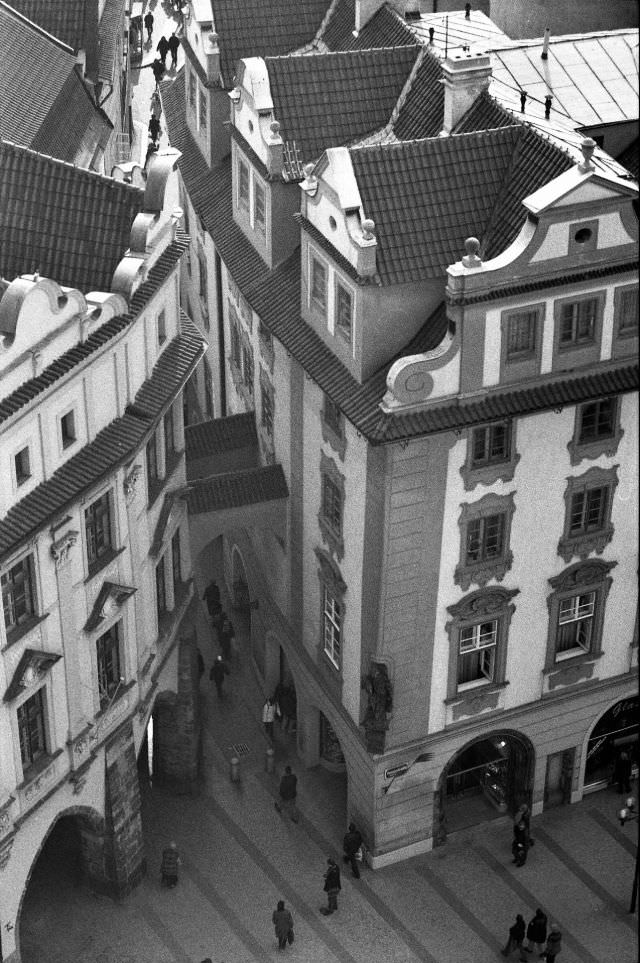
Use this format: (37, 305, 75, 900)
(464, 237, 480, 256)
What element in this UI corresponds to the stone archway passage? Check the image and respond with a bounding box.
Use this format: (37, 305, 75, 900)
(584, 694, 639, 790)
(436, 730, 534, 841)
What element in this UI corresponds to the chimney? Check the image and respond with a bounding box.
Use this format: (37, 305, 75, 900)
(541, 28, 550, 60)
(441, 50, 492, 135)
(205, 30, 220, 83)
(76, 49, 86, 76)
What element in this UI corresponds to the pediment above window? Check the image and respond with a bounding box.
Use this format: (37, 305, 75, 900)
(447, 586, 519, 621)
(4, 649, 61, 702)
(84, 582, 136, 632)
(548, 558, 617, 592)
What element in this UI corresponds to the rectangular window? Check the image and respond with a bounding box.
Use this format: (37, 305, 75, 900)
(556, 592, 595, 655)
(559, 298, 597, 346)
(164, 407, 175, 457)
(242, 343, 254, 392)
(238, 160, 249, 210)
(322, 476, 343, 536)
(310, 256, 327, 316)
(157, 310, 166, 345)
(323, 586, 341, 668)
(197, 246, 207, 302)
(96, 623, 121, 709)
(156, 556, 167, 620)
(171, 531, 181, 593)
(569, 487, 607, 535)
(14, 446, 31, 486)
(199, 91, 207, 134)
(188, 69, 196, 109)
(254, 180, 266, 234)
(18, 689, 47, 768)
(323, 395, 343, 436)
(230, 321, 241, 368)
(466, 514, 504, 564)
(2, 555, 36, 633)
(60, 411, 76, 448)
(471, 422, 510, 467)
(146, 432, 159, 497)
(204, 356, 214, 420)
(261, 379, 274, 434)
(85, 492, 112, 568)
(617, 288, 639, 335)
(578, 398, 615, 444)
(335, 283, 353, 342)
(458, 620, 497, 685)
(506, 310, 537, 358)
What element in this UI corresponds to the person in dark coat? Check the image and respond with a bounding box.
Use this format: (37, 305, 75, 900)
(275, 765, 298, 822)
(279, 685, 296, 733)
(512, 818, 530, 866)
(196, 648, 205, 679)
(219, 616, 235, 661)
(272, 899, 294, 950)
(521, 908, 547, 957)
(148, 114, 161, 144)
(209, 655, 228, 697)
(542, 923, 562, 960)
(151, 58, 165, 86)
(320, 857, 341, 915)
(342, 822, 363, 879)
(156, 35, 169, 66)
(202, 579, 221, 618)
(614, 750, 632, 794)
(168, 33, 180, 69)
(212, 607, 226, 639)
(501, 914, 525, 957)
(160, 841, 180, 887)
(144, 11, 154, 41)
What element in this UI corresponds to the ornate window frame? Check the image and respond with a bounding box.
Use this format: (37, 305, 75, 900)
(315, 547, 346, 687)
(454, 492, 515, 591)
(444, 586, 518, 703)
(318, 451, 345, 560)
(558, 465, 618, 563)
(321, 394, 346, 460)
(612, 284, 639, 359)
(568, 396, 623, 466)
(544, 558, 616, 677)
(309, 247, 328, 320)
(552, 290, 605, 372)
(460, 420, 520, 491)
(500, 303, 544, 383)
(1, 551, 39, 646)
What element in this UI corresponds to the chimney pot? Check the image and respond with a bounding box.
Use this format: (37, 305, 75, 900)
(541, 28, 550, 60)
(461, 237, 482, 268)
(520, 90, 527, 113)
(429, 26, 435, 43)
(362, 218, 375, 240)
(544, 94, 553, 119)
(465, 3, 471, 19)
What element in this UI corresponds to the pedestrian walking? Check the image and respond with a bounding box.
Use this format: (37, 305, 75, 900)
(202, 579, 221, 618)
(212, 607, 226, 639)
(520, 908, 547, 957)
(168, 33, 180, 69)
(512, 817, 531, 866)
(144, 141, 159, 168)
(148, 114, 161, 144)
(263, 697, 276, 741)
(157, 35, 170, 66)
(320, 857, 341, 915)
(279, 685, 296, 733)
(501, 914, 525, 957)
(541, 923, 562, 961)
(150, 88, 162, 121)
(342, 822, 363, 879)
(274, 765, 299, 822)
(272, 899, 294, 950)
(144, 10, 154, 42)
(160, 841, 180, 887)
(151, 58, 165, 86)
(219, 616, 235, 661)
(614, 750, 632, 794)
(209, 655, 228, 698)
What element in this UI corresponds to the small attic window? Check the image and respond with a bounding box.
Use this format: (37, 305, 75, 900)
(574, 228, 592, 244)
(329, 216, 337, 231)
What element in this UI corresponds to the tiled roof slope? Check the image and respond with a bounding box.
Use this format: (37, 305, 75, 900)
(30, 69, 112, 165)
(98, 0, 126, 81)
(185, 412, 258, 457)
(0, 140, 144, 292)
(3, 0, 89, 52)
(350, 129, 524, 284)
(617, 138, 639, 181)
(321, 0, 416, 52)
(0, 320, 204, 560)
(211, 0, 330, 88)
(392, 48, 443, 140)
(266, 47, 420, 164)
(0, 236, 189, 425)
(187, 464, 288, 514)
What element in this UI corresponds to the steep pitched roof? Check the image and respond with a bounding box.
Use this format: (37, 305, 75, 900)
(0, 140, 144, 291)
(617, 138, 639, 181)
(211, 0, 330, 87)
(3, 0, 90, 52)
(30, 70, 112, 165)
(392, 48, 444, 140)
(98, 0, 127, 82)
(266, 46, 420, 164)
(320, 0, 416, 52)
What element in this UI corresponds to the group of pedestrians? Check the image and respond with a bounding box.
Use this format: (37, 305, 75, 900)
(202, 580, 236, 697)
(262, 684, 297, 741)
(502, 909, 562, 961)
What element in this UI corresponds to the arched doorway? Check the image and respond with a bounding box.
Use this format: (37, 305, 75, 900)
(435, 730, 534, 840)
(583, 695, 639, 792)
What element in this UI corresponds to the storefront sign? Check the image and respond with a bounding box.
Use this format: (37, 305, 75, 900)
(384, 764, 409, 780)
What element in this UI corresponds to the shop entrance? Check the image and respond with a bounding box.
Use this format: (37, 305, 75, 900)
(437, 731, 533, 838)
(584, 695, 639, 792)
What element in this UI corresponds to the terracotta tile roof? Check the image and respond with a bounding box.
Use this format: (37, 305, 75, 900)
(0, 319, 204, 560)
(0, 139, 144, 292)
(617, 138, 639, 181)
(265, 46, 420, 165)
(211, 0, 329, 88)
(185, 412, 258, 458)
(392, 48, 443, 140)
(30, 69, 113, 166)
(187, 464, 288, 514)
(321, 0, 416, 52)
(0, 236, 189, 425)
(98, 0, 127, 82)
(4, 0, 89, 53)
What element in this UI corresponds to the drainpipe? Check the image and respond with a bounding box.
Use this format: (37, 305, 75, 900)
(215, 250, 227, 416)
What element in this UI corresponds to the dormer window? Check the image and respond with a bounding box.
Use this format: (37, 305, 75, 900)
(238, 159, 249, 211)
(335, 283, 353, 344)
(310, 256, 327, 318)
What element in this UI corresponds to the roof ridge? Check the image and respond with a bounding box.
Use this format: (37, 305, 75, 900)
(0, 138, 144, 195)
(265, 42, 422, 63)
(348, 125, 526, 155)
(494, 27, 639, 49)
(0, 0, 76, 56)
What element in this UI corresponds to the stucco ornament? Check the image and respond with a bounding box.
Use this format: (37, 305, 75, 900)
(51, 529, 78, 568)
(362, 663, 393, 753)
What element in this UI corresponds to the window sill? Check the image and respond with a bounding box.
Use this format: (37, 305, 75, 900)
(445, 680, 508, 705)
(567, 428, 624, 466)
(557, 525, 614, 564)
(454, 551, 513, 592)
(445, 681, 508, 722)
(543, 651, 602, 690)
(2, 612, 49, 653)
(18, 748, 63, 791)
(460, 454, 520, 492)
(85, 546, 126, 584)
(96, 678, 136, 719)
(321, 417, 346, 460)
(318, 514, 344, 562)
(545, 649, 603, 673)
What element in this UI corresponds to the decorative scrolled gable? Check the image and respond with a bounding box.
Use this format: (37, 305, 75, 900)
(548, 558, 617, 593)
(84, 581, 136, 633)
(4, 649, 61, 703)
(447, 586, 519, 621)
